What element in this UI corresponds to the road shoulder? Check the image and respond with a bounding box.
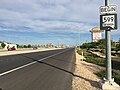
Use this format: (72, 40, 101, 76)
(72, 53, 103, 90)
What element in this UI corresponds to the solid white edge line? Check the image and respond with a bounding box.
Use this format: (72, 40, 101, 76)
(0, 49, 69, 77)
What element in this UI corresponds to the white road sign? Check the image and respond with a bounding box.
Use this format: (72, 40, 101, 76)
(100, 5, 117, 15)
(102, 15, 115, 28)
(100, 14, 117, 30)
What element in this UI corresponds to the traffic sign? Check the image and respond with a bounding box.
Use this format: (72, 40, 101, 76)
(100, 5, 117, 15)
(100, 14, 117, 30)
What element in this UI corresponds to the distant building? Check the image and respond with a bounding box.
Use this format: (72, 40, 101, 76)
(4, 42, 17, 50)
(0, 42, 2, 48)
(90, 27, 103, 42)
(59, 44, 65, 48)
(46, 43, 54, 48)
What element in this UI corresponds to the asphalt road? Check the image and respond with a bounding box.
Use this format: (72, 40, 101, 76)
(0, 48, 76, 90)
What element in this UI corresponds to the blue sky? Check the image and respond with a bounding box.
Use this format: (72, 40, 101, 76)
(0, 0, 120, 46)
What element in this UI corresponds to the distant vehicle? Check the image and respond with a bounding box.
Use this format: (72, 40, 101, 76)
(33, 47, 38, 50)
(8, 47, 16, 51)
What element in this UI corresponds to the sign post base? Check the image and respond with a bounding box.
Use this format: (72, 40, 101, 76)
(99, 78, 120, 90)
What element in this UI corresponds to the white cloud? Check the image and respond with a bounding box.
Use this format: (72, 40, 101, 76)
(0, 0, 119, 34)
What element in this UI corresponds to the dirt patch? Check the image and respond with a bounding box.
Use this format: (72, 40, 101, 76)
(72, 53, 104, 90)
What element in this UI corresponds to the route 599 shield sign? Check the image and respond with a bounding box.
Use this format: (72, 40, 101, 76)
(100, 14, 117, 30)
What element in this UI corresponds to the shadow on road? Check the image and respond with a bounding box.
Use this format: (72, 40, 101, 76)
(39, 61, 100, 89)
(21, 54, 101, 89)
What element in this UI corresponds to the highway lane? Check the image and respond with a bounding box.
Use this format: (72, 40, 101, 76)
(0, 48, 76, 90)
(0, 48, 67, 74)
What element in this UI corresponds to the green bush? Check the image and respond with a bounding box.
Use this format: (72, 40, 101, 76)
(113, 71, 120, 85)
(85, 58, 105, 66)
(95, 70, 120, 85)
(77, 49, 106, 66)
(1, 42, 6, 48)
(95, 70, 105, 78)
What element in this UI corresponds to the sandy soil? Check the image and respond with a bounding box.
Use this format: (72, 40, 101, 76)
(72, 53, 104, 90)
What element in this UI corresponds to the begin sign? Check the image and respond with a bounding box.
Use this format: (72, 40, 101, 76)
(100, 14, 117, 30)
(100, 5, 117, 15)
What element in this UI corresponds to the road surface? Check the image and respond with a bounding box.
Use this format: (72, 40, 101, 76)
(0, 48, 75, 90)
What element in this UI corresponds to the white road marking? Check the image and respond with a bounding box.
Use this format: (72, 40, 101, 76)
(0, 49, 69, 77)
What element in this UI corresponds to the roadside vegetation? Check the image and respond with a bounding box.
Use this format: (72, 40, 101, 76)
(95, 70, 120, 86)
(80, 39, 120, 56)
(77, 49, 120, 85)
(1, 42, 6, 48)
(77, 49, 105, 66)
(77, 39, 120, 85)
(16, 44, 32, 48)
(16, 44, 56, 49)
(0, 41, 58, 50)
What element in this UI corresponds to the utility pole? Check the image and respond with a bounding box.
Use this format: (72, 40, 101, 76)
(118, 38, 120, 51)
(79, 33, 84, 61)
(79, 32, 80, 50)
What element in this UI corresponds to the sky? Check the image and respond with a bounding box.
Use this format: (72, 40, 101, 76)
(0, 0, 120, 46)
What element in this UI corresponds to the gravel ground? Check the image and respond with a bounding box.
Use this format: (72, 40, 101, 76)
(72, 53, 104, 90)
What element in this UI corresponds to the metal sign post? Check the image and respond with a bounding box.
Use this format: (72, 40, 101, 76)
(105, 0, 112, 82)
(99, 0, 120, 89)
